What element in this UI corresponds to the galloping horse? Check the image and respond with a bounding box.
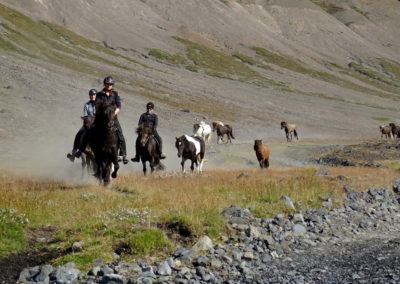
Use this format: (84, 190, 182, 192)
(380, 125, 393, 139)
(193, 121, 212, 144)
(136, 126, 164, 175)
(253, 140, 270, 169)
(212, 121, 224, 131)
(88, 102, 119, 185)
(215, 124, 235, 144)
(175, 135, 205, 173)
(281, 121, 298, 142)
(81, 116, 96, 177)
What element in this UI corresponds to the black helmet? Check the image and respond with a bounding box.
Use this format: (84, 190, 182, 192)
(103, 76, 115, 85)
(146, 102, 154, 109)
(88, 89, 97, 96)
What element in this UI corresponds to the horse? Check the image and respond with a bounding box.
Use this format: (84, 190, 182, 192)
(254, 140, 270, 169)
(215, 124, 235, 144)
(193, 121, 212, 144)
(379, 125, 394, 139)
(212, 121, 224, 132)
(136, 126, 165, 175)
(389, 123, 400, 139)
(80, 116, 96, 177)
(281, 121, 298, 142)
(88, 102, 119, 185)
(175, 135, 205, 173)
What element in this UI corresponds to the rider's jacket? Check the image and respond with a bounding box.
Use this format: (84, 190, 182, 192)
(83, 100, 96, 116)
(96, 89, 121, 109)
(138, 112, 158, 129)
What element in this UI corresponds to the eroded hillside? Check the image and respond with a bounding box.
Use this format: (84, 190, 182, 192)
(0, 0, 399, 172)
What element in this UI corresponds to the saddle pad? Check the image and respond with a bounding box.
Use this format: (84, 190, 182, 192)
(185, 135, 200, 155)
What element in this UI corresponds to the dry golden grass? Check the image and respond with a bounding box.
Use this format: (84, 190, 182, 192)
(0, 166, 398, 268)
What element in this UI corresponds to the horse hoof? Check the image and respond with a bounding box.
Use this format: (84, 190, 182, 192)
(111, 172, 117, 178)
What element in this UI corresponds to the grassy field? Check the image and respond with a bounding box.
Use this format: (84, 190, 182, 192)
(0, 166, 398, 271)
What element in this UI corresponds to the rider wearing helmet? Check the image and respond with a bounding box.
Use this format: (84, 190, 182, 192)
(131, 102, 166, 162)
(67, 88, 97, 162)
(72, 76, 129, 164)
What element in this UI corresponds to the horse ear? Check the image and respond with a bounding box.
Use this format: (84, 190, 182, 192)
(175, 137, 178, 140)
(81, 116, 84, 120)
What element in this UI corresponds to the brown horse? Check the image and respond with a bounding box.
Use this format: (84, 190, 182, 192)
(212, 121, 224, 131)
(389, 123, 400, 139)
(254, 140, 270, 169)
(136, 126, 164, 175)
(80, 116, 96, 177)
(281, 121, 298, 142)
(215, 124, 235, 144)
(380, 125, 393, 139)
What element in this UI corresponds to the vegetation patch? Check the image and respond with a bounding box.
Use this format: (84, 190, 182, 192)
(309, 0, 344, 14)
(351, 6, 370, 20)
(173, 36, 277, 87)
(348, 62, 399, 87)
(128, 228, 173, 256)
(372, 116, 392, 122)
(148, 48, 186, 65)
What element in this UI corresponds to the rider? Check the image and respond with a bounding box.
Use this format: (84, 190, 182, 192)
(67, 88, 97, 162)
(131, 102, 166, 162)
(73, 76, 129, 165)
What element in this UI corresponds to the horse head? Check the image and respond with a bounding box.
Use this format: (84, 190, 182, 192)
(254, 139, 263, 147)
(281, 121, 286, 129)
(96, 102, 116, 130)
(193, 123, 200, 133)
(137, 126, 153, 147)
(175, 136, 185, 158)
(81, 116, 95, 130)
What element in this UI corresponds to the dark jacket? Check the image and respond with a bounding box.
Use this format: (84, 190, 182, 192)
(95, 89, 121, 109)
(138, 112, 158, 129)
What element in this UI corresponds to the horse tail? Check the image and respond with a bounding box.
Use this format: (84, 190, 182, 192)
(293, 129, 298, 139)
(230, 129, 235, 140)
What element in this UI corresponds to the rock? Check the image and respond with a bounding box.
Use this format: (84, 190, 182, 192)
(192, 236, 213, 252)
(99, 273, 126, 284)
(281, 195, 295, 210)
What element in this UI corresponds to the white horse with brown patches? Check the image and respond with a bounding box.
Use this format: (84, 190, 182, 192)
(281, 121, 298, 142)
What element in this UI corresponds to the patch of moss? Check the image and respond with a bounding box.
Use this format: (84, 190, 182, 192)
(309, 0, 344, 14)
(351, 6, 370, 20)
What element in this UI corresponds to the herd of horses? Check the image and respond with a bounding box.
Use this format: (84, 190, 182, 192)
(77, 102, 301, 185)
(379, 123, 400, 140)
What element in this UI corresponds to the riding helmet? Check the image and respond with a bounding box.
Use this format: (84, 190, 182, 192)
(103, 76, 115, 85)
(146, 102, 154, 109)
(88, 89, 97, 96)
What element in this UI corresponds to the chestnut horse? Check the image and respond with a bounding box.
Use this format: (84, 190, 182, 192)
(380, 125, 393, 139)
(254, 140, 270, 169)
(281, 121, 298, 142)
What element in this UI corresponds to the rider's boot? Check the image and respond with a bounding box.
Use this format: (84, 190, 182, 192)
(160, 153, 166, 159)
(74, 149, 82, 159)
(67, 150, 75, 162)
(131, 155, 140, 162)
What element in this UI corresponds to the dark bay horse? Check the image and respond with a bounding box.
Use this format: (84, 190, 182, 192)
(175, 135, 205, 173)
(281, 121, 298, 142)
(88, 102, 119, 185)
(81, 116, 96, 177)
(136, 126, 164, 175)
(215, 124, 235, 144)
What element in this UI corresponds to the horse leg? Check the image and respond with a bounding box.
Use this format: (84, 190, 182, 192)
(103, 162, 111, 186)
(181, 159, 185, 173)
(111, 156, 119, 179)
(190, 159, 195, 172)
(81, 155, 87, 178)
(142, 161, 147, 175)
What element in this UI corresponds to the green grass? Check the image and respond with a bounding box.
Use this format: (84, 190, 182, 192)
(309, 0, 343, 14)
(351, 6, 370, 20)
(148, 48, 186, 65)
(129, 228, 174, 256)
(372, 116, 392, 122)
(254, 46, 399, 100)
(173, 36, 278, 87)
(348, 62, 399, 87)
(0, 208, 28, 258)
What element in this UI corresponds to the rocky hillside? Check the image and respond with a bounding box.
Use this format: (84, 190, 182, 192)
(0, 0, 399, 172)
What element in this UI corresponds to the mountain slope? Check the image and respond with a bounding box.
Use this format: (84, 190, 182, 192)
(0, 0, 399, 172)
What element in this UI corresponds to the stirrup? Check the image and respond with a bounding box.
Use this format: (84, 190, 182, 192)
(131, 156, 140, 162)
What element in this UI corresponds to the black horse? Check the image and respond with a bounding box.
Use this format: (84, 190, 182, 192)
(88, 102, 119, 185)
(80, 116, 96, 177)
(136, 126, 164, 175)
(175, 135, 205, 173)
